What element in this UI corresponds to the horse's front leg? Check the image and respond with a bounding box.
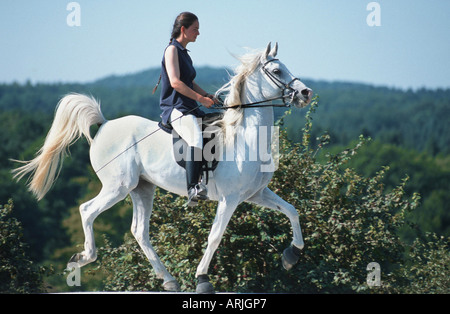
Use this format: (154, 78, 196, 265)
(247, 187, 304, 270)
(195, 196, 239, 294)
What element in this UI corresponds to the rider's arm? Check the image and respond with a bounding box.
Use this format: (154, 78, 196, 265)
(192, 81, 208, 97)
(165, 46, 213, 108)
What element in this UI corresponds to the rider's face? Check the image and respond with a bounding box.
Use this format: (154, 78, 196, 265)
(182, 20, 200, 43)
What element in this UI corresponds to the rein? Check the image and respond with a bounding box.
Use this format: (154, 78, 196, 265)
(214, 95, 291, 110)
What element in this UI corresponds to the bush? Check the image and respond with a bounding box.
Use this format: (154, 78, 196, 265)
(398, 233, 449, 293)
(0, 199, 51, 293)
(93, 99, 448, 293)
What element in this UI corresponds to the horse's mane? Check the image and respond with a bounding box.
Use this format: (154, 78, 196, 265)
(212, 49, 264, 145)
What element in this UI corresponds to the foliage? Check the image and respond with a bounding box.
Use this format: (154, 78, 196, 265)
(323, 140, 450, 240)
(92, 99, 448, 293)
(397, 233, 449, 294)
(0, 200, 52, 293)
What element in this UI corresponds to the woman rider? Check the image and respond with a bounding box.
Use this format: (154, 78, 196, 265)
(156, 12, 215, 206)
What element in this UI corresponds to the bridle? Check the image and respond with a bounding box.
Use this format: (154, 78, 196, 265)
(216, 58, 302, 110)
(261, 58, 301, 106)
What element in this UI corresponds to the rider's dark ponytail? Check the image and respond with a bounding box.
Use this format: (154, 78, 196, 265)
(153, 12, 198, 94)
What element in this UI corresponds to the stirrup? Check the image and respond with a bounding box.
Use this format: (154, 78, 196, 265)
(185, 184, 208, 207)
(195, 183, 208, 200)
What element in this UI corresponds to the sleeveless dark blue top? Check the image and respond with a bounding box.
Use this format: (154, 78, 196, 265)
(159, 39, 205, 126)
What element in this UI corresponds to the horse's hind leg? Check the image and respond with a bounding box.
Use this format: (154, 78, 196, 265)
(130, 180, 180, 292)
(69, 184, 130, 268)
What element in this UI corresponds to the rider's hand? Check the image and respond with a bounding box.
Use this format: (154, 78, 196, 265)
(201, 96, 214, 108)
(209, 94, 221, 105)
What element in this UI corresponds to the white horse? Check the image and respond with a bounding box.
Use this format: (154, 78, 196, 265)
(13, 42, 312, 293)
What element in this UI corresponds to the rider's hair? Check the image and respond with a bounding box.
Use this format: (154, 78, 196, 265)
(170, 12, 198, 43)
(153, 12, 199, 95)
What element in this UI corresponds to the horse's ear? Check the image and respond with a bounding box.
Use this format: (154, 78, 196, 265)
(269, 42, 278, 58)
(262, 42, 278, 63)
(263, 42, 272, 61)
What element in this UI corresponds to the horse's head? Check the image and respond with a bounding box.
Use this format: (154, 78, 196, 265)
(260, 42, 312, 108)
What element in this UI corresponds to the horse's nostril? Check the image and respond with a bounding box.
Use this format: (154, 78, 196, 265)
(301, 89, 311, 98)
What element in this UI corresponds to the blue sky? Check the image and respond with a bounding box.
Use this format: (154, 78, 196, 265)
(1, 0, 449, 90)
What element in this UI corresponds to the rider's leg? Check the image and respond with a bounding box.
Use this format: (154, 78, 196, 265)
(170, 109, 207, 206)
(185, 146, 207, 205)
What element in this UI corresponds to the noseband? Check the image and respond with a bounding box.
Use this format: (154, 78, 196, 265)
(216, 58, 302, 110)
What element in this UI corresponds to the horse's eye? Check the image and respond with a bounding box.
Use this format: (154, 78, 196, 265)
(273, 69, 282, 75)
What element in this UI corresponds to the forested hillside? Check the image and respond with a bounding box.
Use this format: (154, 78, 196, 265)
(283, 81, 450, 155)
(0, 66, 449, 292)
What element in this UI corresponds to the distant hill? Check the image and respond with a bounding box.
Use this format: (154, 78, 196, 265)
(1, 66, 449, 154)
(286, 79, 450, 155)
(91, 66, 230, 89)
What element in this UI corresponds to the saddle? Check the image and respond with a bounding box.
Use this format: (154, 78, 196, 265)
(158, 113, 223, 184)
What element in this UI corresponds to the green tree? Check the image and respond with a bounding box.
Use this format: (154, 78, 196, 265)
(398, 233, 449, 293)
(0, 200, 52, 293)
(324, 139, 450, 240)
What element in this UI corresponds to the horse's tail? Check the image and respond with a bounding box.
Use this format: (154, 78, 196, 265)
(11, 93, 106, 201)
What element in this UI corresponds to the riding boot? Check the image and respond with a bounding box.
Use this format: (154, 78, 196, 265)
(185, 146, 208, 206)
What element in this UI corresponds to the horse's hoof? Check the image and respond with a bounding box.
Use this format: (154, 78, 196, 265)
(68, 251, 96, 268)
(196, 275, 215, 294)
(282, 245, 301, 271)
(163, 280, 181, 292)
(68, 253, 82, 265)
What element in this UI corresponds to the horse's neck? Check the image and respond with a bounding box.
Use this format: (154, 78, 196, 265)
(241, 81, 274, 128)
(239, 80, 275, 160)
